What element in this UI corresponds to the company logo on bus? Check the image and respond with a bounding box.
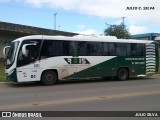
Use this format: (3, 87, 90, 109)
(64, 58, 90, 64)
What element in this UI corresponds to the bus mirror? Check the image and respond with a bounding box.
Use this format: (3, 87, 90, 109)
(22, 43, 37, 57)
(22, 44, 28, 57)
(3, 46, 10, 56)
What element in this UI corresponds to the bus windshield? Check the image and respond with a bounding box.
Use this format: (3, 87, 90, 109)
(17, 40, 41, 67)
(6, 41, 19, 68)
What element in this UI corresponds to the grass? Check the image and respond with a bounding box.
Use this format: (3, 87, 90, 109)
(0, 62, 5, 82)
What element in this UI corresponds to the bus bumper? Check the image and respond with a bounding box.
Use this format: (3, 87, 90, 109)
(6, 69, 18, 82)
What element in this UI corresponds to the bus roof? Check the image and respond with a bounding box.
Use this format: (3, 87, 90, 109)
(14, 35, 154, 44)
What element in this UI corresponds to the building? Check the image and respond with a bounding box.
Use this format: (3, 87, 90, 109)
(0, 21, 77, 58)
(130, 33, 160, 40)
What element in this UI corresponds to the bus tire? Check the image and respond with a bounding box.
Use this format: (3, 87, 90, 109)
(41, 70, 58, 85)
(117, 68, 128, 81)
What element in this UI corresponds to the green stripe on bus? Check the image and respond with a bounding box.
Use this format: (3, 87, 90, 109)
(65, 56, 146, 79)
(6, 69, 18, 82)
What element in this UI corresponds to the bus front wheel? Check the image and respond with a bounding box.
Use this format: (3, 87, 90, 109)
(41, 70, 58, 85)
(117, 68, 128, 81)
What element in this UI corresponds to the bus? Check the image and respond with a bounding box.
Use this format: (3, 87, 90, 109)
(3, 35, 159, 85)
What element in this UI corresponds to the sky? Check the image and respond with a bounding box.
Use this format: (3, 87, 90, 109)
(0, 0, 160, 35)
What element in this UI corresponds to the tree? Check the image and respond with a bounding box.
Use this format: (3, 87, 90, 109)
(104, 23, 130, 39)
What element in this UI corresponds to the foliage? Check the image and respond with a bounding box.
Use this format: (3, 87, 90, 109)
(104, 23, 130, 39)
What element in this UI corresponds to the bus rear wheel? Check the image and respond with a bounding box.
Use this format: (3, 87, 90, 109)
(117, 68, 128, 81)
(41, 70, 58, 85)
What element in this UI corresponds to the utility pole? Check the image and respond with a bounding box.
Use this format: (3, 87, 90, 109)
(122, 17, 126, 25)
(54, 12, 57, 30)
(122, 17, 126, 29)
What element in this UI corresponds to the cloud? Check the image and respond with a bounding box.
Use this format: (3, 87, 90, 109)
(76, 25, 101, 35)
(77, 25, 87, 31)
(76, 29, 100, 35)
(129, 25, 148, 35)
(4, 0, 159, 35)
(17, 0, 80, 8)
(17, 0, 160, 24)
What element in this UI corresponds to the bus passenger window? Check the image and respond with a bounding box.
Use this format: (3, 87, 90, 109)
(78, 42, 87, 56)
(103, 43, 109, 56)
(109, 43, 116, 56)
(40, 41, 52, 58)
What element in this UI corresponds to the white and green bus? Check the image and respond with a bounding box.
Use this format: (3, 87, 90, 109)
(3, 35, 159, 85)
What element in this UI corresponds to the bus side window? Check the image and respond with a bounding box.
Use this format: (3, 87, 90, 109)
(69, 41, 78, 57)
(126, 43, 131, 56)
(87, 42, 103, 56)
(52, 41, 62, 56)
(41, 40, 63, 59)
(108, 43, 116, 56)
(26, 45, 38, 60)
(78, 42, 87, 56)
(136, 44, 145, 56)
(131, 44, 136, 56)
(131, 43, 145, 56)
(62, 41, 70, 56)
(103, 42, 109, 56)
(40, 41, 52, 59)
(116, 43, 127, 56)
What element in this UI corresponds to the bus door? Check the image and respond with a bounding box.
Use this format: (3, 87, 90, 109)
(17, 63, 38, 82)
(16, 40, 41, 82)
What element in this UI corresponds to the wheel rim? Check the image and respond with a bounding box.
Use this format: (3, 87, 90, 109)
(120, 71, 126, 78)
(118, 69, 128, 80)
(46, 74, 53, 81)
